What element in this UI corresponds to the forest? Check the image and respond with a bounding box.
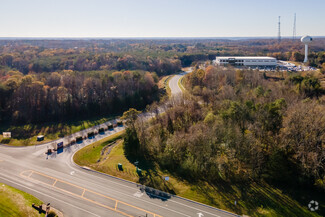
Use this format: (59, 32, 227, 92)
(123, 65, 325, 215)
(1, 38, 325, 127)
(0, 42, 182, 124)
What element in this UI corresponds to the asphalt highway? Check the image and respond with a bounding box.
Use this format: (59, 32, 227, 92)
(0, 69, 241, 217)
(168, 71, 189, 96)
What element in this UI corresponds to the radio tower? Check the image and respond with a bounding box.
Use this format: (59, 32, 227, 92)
(293, 13, 296, 40)
(278, 16, 281, 43)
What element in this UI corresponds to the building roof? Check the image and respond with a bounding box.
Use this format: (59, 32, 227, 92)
(216, 56, 276, 60)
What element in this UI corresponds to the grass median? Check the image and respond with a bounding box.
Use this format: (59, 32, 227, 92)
(73, 133, 322, 217)
(0, 183, 45, 217)
(73, 131, 125, 166)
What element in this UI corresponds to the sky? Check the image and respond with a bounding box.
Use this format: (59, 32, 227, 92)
(0, 0, 324, 38)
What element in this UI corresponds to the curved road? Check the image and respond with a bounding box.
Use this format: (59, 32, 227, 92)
(168, 69, 191, 96)
(0, 69, 240, 217)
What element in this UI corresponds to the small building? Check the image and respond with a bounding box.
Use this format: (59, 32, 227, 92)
(215, 56, 277, 67)
(37, 135, 44, 141)
(2, 132, 11, 138)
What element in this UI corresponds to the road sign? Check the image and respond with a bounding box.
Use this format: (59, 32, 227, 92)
(2, 132, 11, 138)
(57, 142, 63, 149)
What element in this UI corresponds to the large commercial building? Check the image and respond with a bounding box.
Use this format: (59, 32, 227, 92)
(215, 56, 277, 67)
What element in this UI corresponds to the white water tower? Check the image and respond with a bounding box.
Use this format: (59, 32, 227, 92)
(301, 35, 313, 63)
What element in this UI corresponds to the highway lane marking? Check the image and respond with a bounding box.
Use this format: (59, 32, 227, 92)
(70, 171, 75, 175)
(21, 170, 133, 217)
(20, 170, 162, 217)
(70, 161, 226, 217)
(82, 189, 86, 197)
(0, 174, 101, 217)
(28, 171, 33, 178)
(68, 158, 191, 217)
(170, 200, 222, 217)
(133, 191, 144, 198)
(75, 169, 223, 217)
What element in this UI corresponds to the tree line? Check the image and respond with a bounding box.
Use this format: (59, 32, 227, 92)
(0, 47, 181, 76)
(0, 70, 159, 123)
(1, 39, 325, 72)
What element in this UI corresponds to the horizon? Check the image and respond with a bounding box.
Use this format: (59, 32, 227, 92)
(1, 36, 325, 40)
(1, 0, 324, 38)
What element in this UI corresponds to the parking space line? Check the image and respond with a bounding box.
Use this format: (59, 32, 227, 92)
(20, 170, 162, 217)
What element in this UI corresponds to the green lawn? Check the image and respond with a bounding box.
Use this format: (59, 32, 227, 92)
(0, 115, 116, 146)
(73, 135, 324, 217)
(178, 75, 186, 92)
(73, 131, 125, 166)
(0, 183, 45, 217)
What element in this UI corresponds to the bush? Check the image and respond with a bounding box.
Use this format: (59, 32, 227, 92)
(0, 138, 11, 144)
(47, 211, 57, 217)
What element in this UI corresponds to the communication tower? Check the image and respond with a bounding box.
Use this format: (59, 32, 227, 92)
(293, 13, 296, 40)
(278, 16, 281, 43)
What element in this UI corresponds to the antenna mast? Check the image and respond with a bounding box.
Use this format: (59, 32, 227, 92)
(278, 16, 281, 43)
(293, 13, 296, 40)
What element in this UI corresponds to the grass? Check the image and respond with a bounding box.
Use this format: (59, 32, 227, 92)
(0, 183, 45, 217)
(158, 75, 173, 97)
(0, 115, 116, 146)
(178, 74, 186, 93)
(73, 135, 324, 217)
(73, 131, 125, 166)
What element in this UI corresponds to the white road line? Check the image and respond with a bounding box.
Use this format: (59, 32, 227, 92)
(0, 175, 101, 217)
(133, 191, 144, 198)
(69, 157, 225, 217)
(58, 160, 192, 217)
(170, 200, 222, 217)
